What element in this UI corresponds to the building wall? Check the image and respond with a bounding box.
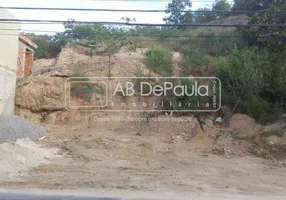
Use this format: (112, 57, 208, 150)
(17, 42, 25, 77)
(0, 9, 20, 116)
(18, 40, 36, 77)
(24, 51, 33, 76)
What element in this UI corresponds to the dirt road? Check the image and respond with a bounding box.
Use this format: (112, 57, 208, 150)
(1, 117, 285, 198)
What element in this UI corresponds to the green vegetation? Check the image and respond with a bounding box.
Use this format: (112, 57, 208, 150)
(217, 48, 273, 123)
(25, 33, 65, 59)
(145, 48, 172, 76)
(70, 66, 92, 88)
(26, 0, 286, 124)
(64, 21, 129, 77)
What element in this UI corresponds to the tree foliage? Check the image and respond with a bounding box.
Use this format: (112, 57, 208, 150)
(26, 33, 66, 59)
(163, 0, 192, 25)
(232, 0, 274, 13)
(193, 0, 231, 23)
(64, 21, 129, 76)
(238, 0, 286, 52)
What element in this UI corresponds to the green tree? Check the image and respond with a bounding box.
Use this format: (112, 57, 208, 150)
(163, 0, 192, 25)
(193, 0, 231, 23)
(212, 0, 231, 19)
(194, 8, 216, 23)
(26, 33, 65, 59)
(232, 0, 274, 13)
(239, 1, 286, 52)
(64, 22, 129, 77)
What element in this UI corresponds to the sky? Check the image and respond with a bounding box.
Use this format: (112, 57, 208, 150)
(0, 0, 218, 34)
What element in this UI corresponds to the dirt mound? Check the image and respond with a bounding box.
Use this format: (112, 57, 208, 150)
(34, 46, 151, 77)
(0, 139, 59, 180)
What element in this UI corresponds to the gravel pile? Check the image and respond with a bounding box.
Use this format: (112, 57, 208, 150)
(0, 115, 46, 143)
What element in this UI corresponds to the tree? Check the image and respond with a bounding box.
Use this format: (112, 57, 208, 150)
(239, 1, 286, 52)
(26, 33, 65, 59)
(212, 0, 232, 19)
(163, 0, 192, 25)
(193, 0, 231, 23)
(194, 8, 216, 23)
(232, 0, 274, 13)
(64, 22, 129, 77)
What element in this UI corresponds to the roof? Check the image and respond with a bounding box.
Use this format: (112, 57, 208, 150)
(19, 34, 38, 50)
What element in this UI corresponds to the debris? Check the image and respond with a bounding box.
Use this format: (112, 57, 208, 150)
(215, 117, 222, 123)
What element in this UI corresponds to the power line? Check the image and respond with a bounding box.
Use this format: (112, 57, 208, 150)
(1, 28, 286, 39)
(0, 28, 243, 37)
(1, 6, 285, 14)
(0, 32, 244, 40)
(0, 19, 286, 27)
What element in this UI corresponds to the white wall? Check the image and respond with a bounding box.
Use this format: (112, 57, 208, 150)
(0, 9, 20, 115)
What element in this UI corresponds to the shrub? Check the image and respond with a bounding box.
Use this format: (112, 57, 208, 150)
(145, 48, 172, 76)
(70, 66, 91, 88)
(180, 43, 209, 74)
(216, 47, 285, 124)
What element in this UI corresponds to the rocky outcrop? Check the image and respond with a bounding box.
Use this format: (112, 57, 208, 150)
(33, 46, 150, 77)
(33, 58, 56, 76)
(261, 120, 286, 137)
(229, 114, 262, 140)
(16, 77, 65, 112)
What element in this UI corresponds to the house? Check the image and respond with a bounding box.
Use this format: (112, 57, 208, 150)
(0, 9, 20, 115)
(17, 34, 38, 77)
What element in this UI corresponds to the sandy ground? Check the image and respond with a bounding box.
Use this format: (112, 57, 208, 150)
(0, 117, 286, 198)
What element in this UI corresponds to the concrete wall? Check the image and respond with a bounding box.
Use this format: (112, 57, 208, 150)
(0, 10, 20, 115)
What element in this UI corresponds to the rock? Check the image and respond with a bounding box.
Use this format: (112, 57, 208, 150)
(262, 135, 286, 151)
(33, 58, 56, 76)
(229, 114, 262, 140)
(212, 133, 246, 157)
(260, 122, 285, 137)
(263, 135, 280, 146)
(15, 106, 42, 123)
(16, 77, 65, 112)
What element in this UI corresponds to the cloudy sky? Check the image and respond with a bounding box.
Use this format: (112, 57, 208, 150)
(0, 0, 217, 34)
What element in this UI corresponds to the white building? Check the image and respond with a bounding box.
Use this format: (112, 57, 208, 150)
(0, 9, 20, 115)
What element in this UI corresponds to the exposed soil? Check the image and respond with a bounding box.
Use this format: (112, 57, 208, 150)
(4, 43, 285, 198)
(1, 116, 286, 197)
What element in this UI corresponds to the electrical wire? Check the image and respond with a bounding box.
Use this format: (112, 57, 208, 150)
(1, 31, 286, 40)
(0, 31, 241, 39)
(1, 6, 286, 14)
(0, 19, 286, 27)
(0, 28, 243, 37)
